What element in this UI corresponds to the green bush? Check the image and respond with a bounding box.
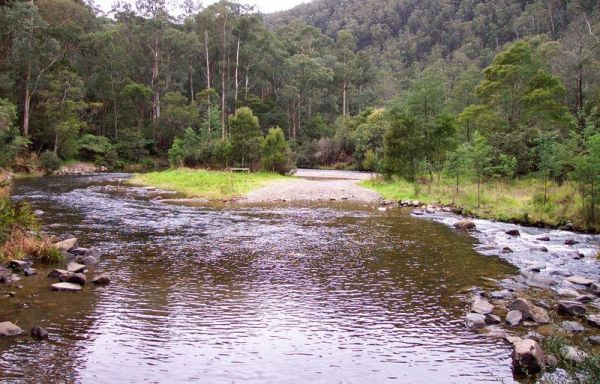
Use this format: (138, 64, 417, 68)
(39, 150, 62, 173)
(78, 134, 116, 166)
(0, 199, 38, 244)
(261, 127, 294, 174)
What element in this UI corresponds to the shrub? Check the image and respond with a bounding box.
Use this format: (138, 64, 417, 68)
(39, 150, 62, 173)
(78, 134, 116, 166)
(261, 127, 294, 174)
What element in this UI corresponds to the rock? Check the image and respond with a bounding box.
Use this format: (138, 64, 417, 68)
(509, 298, 550, 324)
(0, 267, 13, 283)
(84, 248, 101, 259)
(53, 238, 78, 252)
(454, 220, 475, 231)
(576, 295, 595, 304)
(537, 236, 551, 241)
(556, 301, 586, 316)
(92, 273, 110, 286)
(0, 321, 23, 337)
(560, 346, 588, 364)
(502, 247, 513, 254)
(511, 339, 544, 374)
(24, 268, 37, 276)
(544, 355, 560, 369)
(586, 314, 600, 328)
(30, 326, 48, 340)
(588, 335, 600, 345)
(564, 239, 579, 245)
(505, 336, 523, 345)
(68, 247, 88, 256)
(538, 369, 573, 384)
(490, 290, 512, 300)
(471, 296, 494, 314)
(566, 276, 595, 286)
(506, 310, 523, 326)
(50, 282, 82, 292)
(34, 210, 44, 216)
(47, 269, 69, 278)
(539, 246, 549, 253)
(8, 260, 29, 272)
(506, 229, 520, 236)
(66, 262, 86, 273)
(485, 314, 502, 325)
(77, 256, 97, 266)
(59, 272, 86, 286)
(465, 313, 487, 329)
(561, 321, 586, 333)
(551, 270, 573, 277)
(525, 331, 545, 342)
(590, 282, 600, 295)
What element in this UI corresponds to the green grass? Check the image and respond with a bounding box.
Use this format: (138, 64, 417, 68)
(129, 168, 287, 200)
(361, 176, 599, 232)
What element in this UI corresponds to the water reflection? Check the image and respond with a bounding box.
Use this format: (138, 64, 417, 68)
(1, 175, 518, 383)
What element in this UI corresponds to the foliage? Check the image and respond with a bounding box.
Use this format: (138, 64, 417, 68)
(574, 134, 600, 225)
(229, 107, 262, 167)
(261, 127, 294, 174)
(129, 168, 286, 199)
(39, 150, 61, 173)
(78, 134, 116, 166)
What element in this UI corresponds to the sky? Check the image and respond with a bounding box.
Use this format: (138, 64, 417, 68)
(93, 0, 310, 15)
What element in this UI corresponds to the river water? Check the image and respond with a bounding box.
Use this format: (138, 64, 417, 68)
(1, 174, 527, 383)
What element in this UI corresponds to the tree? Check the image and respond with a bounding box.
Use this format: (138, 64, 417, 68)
(445, 143, 473, 201)
(383, 108, 421, 181)
(229, 107, 262, 167)
(261, 127, 293, 174)
(535, 131, 567, 202)
(471, 131, 494, 208)
(574, 133, 600, 224)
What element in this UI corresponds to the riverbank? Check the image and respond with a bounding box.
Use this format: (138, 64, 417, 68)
(362, 177, 599, 233)
(128, 168, 287, 200)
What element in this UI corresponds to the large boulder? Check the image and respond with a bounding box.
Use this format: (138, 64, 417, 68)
(51, 282, 82, 292)
(511, 339, 544, 374)
(556, 301, 587, 316)
(509, 298, 550, 324)
(471, 296, 494, 315)
(53, 238, 77, 252)
(465, 313, 487, 329)
(59, 272, 86, 286)
(0, 321, 23, 337)
(454, 220, 475, 231)
(92, 273, 111, 286)
(506, 310, 523, 326)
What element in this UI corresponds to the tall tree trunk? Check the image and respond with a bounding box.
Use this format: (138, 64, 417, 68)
(204, 29, 212, 135)
(221, 19, 227, 139)
(234, 37, 240, 111)
(342, 80, 347, 116)
(150, 35, 161, 141)
(22, 63, 31, 136)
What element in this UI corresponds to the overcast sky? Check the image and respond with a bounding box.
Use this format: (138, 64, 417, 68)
(93, 0, 310, 15)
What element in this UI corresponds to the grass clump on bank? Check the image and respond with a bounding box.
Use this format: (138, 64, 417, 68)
(361, 176, 597, 232)
(541, 336, 600, 383)
(129, 168, 287, 199)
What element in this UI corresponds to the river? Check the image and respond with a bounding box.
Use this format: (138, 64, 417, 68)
(0, 174, 549, 383)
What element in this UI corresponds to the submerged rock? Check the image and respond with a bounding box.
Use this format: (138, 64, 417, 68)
(465, 313, 487, 329)
(564, 239, 579, 246)
(84, 248, 101, 259)
(77, 255, 97, 266)
(454, 220, 476, 231)
(502, 247, 513, 254)
(484, 314, 502, 325)
(8, 260, 29, 272)
(506, 229, 520, 236)
(30, 326, 48, 340)
(506, 310, 523, 326)
(590, 282, 600, 295)
(589, 335, 600, 345)
(536, 236, 551, 241)
(0, 321, 23, 337)
(471, 296, 494, 315)
(92, 273, 110, 286)
(51, 282, 82, 292)
(511, 339, 544, 374)
(556, 301, 586, 316)
(23, 268, 37, 276)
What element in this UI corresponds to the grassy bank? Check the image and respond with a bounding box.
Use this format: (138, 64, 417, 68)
(362, 176, 599, 232)
(129, 168, 287, 200)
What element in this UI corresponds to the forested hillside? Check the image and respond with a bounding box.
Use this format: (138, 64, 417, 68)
(0, 0, 599, 228)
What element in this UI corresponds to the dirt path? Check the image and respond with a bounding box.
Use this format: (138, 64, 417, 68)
(241, 169, 382, 203)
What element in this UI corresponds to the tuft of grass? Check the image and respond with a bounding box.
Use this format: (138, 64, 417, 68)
(361, 176, 597, 232)
(129, 168, 287, 199)
(0, 229, 65, 264)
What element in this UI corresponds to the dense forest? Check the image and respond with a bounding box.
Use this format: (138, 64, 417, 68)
(0, 0, 599, 225)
